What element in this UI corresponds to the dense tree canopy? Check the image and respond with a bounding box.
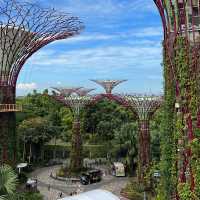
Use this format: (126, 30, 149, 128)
(16, 91, 162, 174)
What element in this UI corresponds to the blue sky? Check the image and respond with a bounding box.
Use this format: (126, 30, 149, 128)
(17, 0, 163, 96)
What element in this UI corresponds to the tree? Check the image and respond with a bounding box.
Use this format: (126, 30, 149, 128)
(17, 90, 62, 121)
(60, 107, 73, 143)
(115, 122, 138, 174)
(84, 99, 134, 143)
(18, 117, 54, 162)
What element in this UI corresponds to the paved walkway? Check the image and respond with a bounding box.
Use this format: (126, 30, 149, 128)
(30, 165, 129, 200)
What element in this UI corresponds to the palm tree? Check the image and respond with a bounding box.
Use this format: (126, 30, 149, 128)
(0, 165, 18, 200)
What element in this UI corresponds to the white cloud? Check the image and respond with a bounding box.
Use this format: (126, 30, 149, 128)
(17, 83, 37, 90)
(53, 27, 163, 45)
(55, 33, 114, 44)
(131, 27, 163, 37)
(27, 42, 162, 75)
(56, 0, 156, 17)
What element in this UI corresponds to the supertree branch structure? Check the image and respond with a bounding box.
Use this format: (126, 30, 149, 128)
(91, 79, 127, 94)
(65, 95, 92, 118)
(0, 0, 83, 165)
(124, 94, 163, 182)
(154, 0, 200, 44)
(51, 88, 92, 172)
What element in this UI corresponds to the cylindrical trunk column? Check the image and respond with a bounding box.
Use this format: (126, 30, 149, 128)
(138, 120, 150, 182)
(0, 86, 17, 165)
(70, 119, 83, 172)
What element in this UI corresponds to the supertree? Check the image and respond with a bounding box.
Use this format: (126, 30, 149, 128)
(52, 88, 92, 172)
(91, 79, 128, 105)
(154, 0, 200, 194)
(124, 94, 162, 182)
(0, 0, 83, 165)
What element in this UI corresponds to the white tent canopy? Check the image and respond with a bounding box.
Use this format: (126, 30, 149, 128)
(59, 189, 120, 200)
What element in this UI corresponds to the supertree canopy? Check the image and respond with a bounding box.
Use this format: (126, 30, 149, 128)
(0, 0, 83, 165)
(124, 94, 162, 182)
(75, 88, 95, 97)
(52, 87, 82, 97)
(52, 88, 92, 172)
(91, 79, 127, 94)
(91, 79, 128, 106)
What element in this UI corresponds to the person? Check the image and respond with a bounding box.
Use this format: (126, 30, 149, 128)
(59, 192, 63, 198)
(76, 184, 82, 194)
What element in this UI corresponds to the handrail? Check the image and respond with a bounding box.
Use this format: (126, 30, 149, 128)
(0, 104, 22, 112)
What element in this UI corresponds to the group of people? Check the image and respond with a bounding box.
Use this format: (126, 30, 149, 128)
(48, 182, 82, 199)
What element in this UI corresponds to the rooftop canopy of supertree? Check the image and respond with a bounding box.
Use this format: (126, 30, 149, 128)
(91, 79, 127, 94)
(0, 0, 83, 164)
(51, 87, 92, 117)
(0, 0, 83, 96)
(51, 87, 83, 97)
(75, 88, 95, 96)
(124, 94, 163, 121)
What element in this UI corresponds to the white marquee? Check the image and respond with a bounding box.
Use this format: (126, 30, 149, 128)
(59, 189, 120, 200)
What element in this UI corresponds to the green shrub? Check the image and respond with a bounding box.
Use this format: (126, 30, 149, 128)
(18, 172, 28, 184)
(177, 183, 198, 200)
(23, 192, 43, 200)
(125, 190, 143, 200)
(56, 167, 65, 177)
(121, 181, 144, 200)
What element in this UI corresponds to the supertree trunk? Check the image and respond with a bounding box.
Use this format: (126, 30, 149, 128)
(0, 86, 16, 165)
(138, 120, 150, 182)
(70, 119, 83, 173)
(123, 95, 162, 183)
(154, 1, 200, 196)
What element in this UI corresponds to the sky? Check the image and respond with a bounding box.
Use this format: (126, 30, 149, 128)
(16, 0, 163, 96)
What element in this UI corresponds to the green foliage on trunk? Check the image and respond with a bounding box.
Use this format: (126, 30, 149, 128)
(70, 120, 83, 173)
(157, 45, 176, 199)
